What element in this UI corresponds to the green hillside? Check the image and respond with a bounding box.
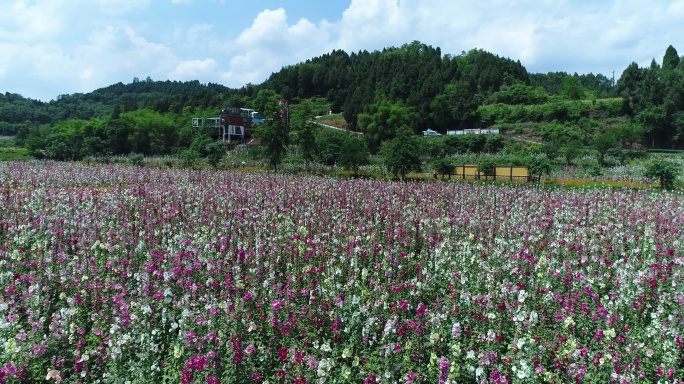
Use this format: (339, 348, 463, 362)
(1, 42, 683, 164)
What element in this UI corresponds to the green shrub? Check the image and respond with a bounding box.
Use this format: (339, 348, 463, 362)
(128, 153, 144, 167)
(644, 160, 681, 190)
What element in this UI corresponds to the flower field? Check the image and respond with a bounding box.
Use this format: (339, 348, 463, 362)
(1, 161, 684, 383)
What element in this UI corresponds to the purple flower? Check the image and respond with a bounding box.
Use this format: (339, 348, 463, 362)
(451, 322, 461, 338)
(438, 357, 450, 383)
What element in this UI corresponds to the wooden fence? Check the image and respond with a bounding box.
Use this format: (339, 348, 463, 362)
(433, 165, 533, 182)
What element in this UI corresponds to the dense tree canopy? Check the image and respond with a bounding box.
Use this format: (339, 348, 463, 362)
(616, 45, 684, 147)
(264, 42, 530, 133)
(3, 41, 684, 164)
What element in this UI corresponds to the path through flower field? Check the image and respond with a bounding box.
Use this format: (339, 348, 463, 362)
(1, 161, 683, 383)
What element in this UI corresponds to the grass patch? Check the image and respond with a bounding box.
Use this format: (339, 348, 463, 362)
(0, 147, 32, 160)
(317, 114, 348, 129)
(541, 178, 652, 189)
(320, 113, 345, 122)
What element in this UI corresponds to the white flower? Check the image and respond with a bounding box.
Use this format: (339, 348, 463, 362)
(342, 366, 351, 379)
(317, 358, 331, 377)
(5, 339, 18, 355)
(516, 338, 526, 349)
(517, 369, 528, 379)
(529, 311, 538, 324)
(563, 316, 575, 328)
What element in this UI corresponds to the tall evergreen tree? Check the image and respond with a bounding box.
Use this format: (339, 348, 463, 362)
(290, 100, 318, 171)
(662, 45, 680, 72)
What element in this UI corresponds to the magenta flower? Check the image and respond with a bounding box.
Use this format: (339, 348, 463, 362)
(594, 329, 604, 342)
(416, 303, 427, 317)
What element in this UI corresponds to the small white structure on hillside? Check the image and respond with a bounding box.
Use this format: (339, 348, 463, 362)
(447, 128, 499, 135)
(422, 128, 441, 137)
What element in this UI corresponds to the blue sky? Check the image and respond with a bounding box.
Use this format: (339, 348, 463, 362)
(2, 0, 684, 101)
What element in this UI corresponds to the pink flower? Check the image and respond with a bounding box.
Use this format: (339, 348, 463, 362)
(45, 369, 62, 383)
(4, 364, 16, 376)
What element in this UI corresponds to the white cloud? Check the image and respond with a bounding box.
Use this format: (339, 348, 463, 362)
(73, 26, 178, 83)
(0, 1, 63, 41)
(97, 0, 151, 14)
(2, 0, 684, 100)
(171, 23, 217, 53)
(2, 25, 179, 97)
(330, 0, 684, 76)
(220, 8, 335, 87)
(337, 0, 408, 52)
(169, 59, 218, 80)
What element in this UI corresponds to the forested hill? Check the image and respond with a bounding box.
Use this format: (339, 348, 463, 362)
(262, 41, 615, 130)
(264, 42, 532, 129)
(2, 41, 684, 149)
(3, 41, 612, 133)
(263, 42, 684, 148)
(0, 79, 257, 135)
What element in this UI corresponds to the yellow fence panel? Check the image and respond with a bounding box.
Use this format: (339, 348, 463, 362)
(433, 165, 531, 182)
